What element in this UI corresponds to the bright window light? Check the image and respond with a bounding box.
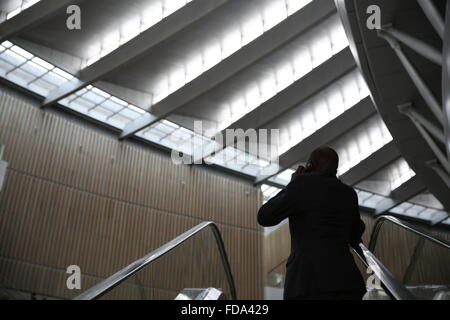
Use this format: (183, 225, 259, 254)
(120, 18, 141, 45)
(0, 42, 76, 96)
(245, 85, 262, 111)
(216, 14, 349, 132)
(141, 2, 163, 30)
(221, 29, 242, 58)
(310, 31, 333, 67)
(335, 116, 393, 176)
(162, 119, 179, 129)
(86, 0, 192, 66)
(169, 68, 186, 93)
(10, 46, 34, 59)
(91, 87, 110, 98)
(2, 41, 13, 48)
(31, 56, 53, 70)
(163, 0, 186, 17)
(52, 68, 73, 80)
(241, 16, 264, 46)
(287, 0, 312, 15)
(185, 54, 203, 83)
(262, 1, 287, 31)
(148, 0, 314, 111)
(202, 43, 222, 72)
(22, 0, 40, 10)
(388, 158, 416, 190)
(275, 70, 369, 155)
(6, 8, 21, 20)
(6, 0, 41, 20)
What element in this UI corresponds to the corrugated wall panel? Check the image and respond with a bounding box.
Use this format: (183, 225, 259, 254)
(0, 86, 263, 300)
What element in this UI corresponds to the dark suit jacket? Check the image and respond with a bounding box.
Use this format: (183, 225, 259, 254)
(258, 169, 366, 299)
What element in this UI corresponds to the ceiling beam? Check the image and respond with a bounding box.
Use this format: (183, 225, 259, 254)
(119, 0, 337, 140)
(41, 0, 228, 107)
(192, 48, 355, 163)
(340, 142, 401, 186)
(0, 0, 80, 43)
(254, 96, 377, 185)
(417, 0, 445, 39)
(374, 176, 427, 216)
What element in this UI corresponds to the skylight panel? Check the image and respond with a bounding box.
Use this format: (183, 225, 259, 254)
(276, 71, 369, 155)
(335, 116, 393, 175)
(215, 14, 349, 132)
(31, 57, 53, 70)
(128, 104, 146, 114)
(10, 45, 34, 60)
(57, 84, 146, 129)
(149, 0, 315, 108)
(0, 60, 14, 74)
(2, 49, 27, 66)
(0, 43, 75, 95)
(389, 158, 416, 191)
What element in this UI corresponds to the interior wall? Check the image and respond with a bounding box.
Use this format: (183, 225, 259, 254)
(0, 85, 264, 299)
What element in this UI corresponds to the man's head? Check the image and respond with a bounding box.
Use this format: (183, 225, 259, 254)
(306, 146, 339, 173)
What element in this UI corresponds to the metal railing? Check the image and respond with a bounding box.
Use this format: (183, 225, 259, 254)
(369, 215, 450, 253)
(74, 221, 237, 300)
(352, 244, 416, 300)
(360, 215, 450, 300)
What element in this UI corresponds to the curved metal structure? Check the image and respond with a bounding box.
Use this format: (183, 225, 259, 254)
(335, 0, 450, 213)
(74, 221, 237, 300)
(355, 215, 450, 300)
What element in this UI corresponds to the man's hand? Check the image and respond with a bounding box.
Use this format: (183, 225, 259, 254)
(296, 165, 306, 175)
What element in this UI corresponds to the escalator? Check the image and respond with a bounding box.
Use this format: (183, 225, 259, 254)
(74, 222, 236, 300)
(356, 216, 450, 300)
(74, 217, 450, 300)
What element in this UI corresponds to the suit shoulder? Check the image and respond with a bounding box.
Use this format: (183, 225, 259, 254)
(340, 181, 358, 198)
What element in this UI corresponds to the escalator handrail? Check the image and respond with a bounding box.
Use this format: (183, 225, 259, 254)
(352, 244, 416, 300)
(74, 221, 237, 300)
(369, 215, 450, 253)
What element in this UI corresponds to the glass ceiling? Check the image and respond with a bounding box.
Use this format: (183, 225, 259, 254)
(0, 0, 448, 227)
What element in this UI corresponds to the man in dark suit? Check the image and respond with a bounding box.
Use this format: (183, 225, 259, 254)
(258, 146, 366, 300)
